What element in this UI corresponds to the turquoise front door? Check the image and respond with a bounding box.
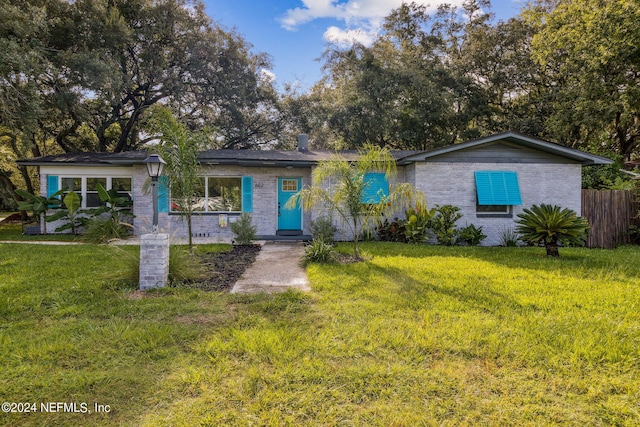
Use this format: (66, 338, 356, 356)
(278, 177, 302, 231)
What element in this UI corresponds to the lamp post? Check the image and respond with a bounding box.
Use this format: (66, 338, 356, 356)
(143, 154, 166, 232)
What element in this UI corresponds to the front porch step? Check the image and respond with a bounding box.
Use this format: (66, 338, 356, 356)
(257, 234, 312, 241)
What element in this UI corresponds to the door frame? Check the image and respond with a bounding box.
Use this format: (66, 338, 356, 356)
(277, 177, 303, 232)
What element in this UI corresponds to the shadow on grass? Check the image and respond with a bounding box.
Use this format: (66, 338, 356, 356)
(344, 261, 531, 315)
(339, 242, 640, 282)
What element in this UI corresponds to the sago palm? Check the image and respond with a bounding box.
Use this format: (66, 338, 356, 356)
(515, 204, 589, 257)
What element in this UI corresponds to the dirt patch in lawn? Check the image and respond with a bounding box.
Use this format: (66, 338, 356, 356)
(190, 244, 261, 292)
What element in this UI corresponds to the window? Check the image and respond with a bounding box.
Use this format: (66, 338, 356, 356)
(171, 177, 242, 213)
(281, 179, 299, 192)
(475, 171, 521, 217)
(477, 204, 511, 214)
(361, 172, 389, 204)
(57, 176, 133, 208)
(86, 178, 107, 207)
(112, 178, 132, 201)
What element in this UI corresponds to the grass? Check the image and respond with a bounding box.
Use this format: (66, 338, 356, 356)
(1, 241, 639, 425)
(0, 223, 79, 242)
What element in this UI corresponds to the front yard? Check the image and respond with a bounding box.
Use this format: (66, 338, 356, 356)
(0, 241, 639, 426)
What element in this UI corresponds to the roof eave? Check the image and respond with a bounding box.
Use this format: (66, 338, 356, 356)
(400, 131, 614, 165)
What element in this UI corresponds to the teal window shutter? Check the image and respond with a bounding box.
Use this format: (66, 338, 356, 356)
(47, 175, 59, 197)
(361, 172, 389, 204)
(475, 171, 522, 205)
(158, 176, 169, 213)
(242, 176, 253, 213)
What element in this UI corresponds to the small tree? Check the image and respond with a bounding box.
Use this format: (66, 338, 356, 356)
(287, 145, 424, 259)
(148, 107, 207, 251)
(515, 204, 589, 257)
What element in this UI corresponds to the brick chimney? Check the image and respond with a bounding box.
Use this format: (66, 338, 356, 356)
(297, 134, 309, 152)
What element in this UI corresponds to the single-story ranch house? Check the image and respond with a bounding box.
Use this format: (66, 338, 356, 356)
(17, 131, 612, 246)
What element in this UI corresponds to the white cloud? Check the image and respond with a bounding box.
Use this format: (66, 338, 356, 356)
(323, 26, 378, 48)
(280, 0, 466, 47)
(259, 69, 277, 84)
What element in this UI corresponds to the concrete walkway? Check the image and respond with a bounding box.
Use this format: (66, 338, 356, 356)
(231, 241, 311, 294)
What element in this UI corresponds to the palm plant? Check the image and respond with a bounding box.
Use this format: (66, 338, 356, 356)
(287, 145, 424, 259)
(148, 107, 207, 250)
(515, 204, 589, 257)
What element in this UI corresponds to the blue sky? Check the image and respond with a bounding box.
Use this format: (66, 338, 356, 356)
(202, 0, 525, 92)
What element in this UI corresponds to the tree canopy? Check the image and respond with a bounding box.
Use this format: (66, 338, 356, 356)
(1, 0, 280, 197)
(4, 0, 640, 206)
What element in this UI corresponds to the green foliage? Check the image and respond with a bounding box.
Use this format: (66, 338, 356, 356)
(87, 183, 133, 221)
(431, 204, 463, 246)
(403, 203, 435, 244)
(309, 216, 337, 244)
(376, 217, 407, 243)
(3, 243, 640, 425)
(457, 223, 487, 246)
(15, 188, 64, 233)
(230, 213, 257, 245)
(582, 161, 636, 190)
(499, 227, 520, 247)
(168, 245, 206, 284)
(82, 183, 134, 242)
(45, 191, 90, 234)
(149, 107, 206, 249)
(529, 0, 640, 158)
(516, 204, 589, 257)
(625, 225, 640, 245)
(286, 145, 423, 258)
(83, 217, 133, 243)
(304, 239, 336, 263)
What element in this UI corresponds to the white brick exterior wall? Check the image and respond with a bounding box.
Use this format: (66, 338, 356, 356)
(38, 159, 584, 246)
(414, 162, 582, 246)
(133, 164, 312, 240)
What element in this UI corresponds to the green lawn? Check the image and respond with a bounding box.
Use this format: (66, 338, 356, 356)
(0, 223, 79, 242)
(1, 242, 639, 426)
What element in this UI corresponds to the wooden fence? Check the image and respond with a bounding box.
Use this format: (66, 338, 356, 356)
(581, 189, 639, 249)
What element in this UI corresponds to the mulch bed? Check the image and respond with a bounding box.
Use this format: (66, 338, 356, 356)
(187, 244, 261, 292)
(1, 213, 27, 223)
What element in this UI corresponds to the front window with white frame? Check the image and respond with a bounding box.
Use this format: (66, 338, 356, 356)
(170, 176, 242, 213)
(60, 176, 132, 208)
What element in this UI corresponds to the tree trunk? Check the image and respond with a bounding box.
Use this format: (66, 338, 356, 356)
(353, 217, 359, 258)
(545, 242, 560, 257)
(187, 212, 193, 252)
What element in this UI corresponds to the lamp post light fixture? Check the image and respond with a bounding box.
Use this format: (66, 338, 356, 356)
(143, 154, 166, 232)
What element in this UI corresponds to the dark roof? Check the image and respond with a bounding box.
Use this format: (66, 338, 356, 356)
(17, 148, 422, 167)
(16, 151, 149, 166)
(399, 131, 613, 166)
(197, 149, 422, 166)
(16, 132, 612, 167)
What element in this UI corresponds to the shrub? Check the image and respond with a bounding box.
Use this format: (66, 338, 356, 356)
(515, 204, 589, 257)
(310, 216, 337, 244)
(83, 217, 134, 243)
(403, 203, 435, 244)
(499, 227, 520, 247)
(431, 204, 462, 246)
(304, 239, 336, 263)
(230, 213, 257, 245)
(169, 245, 206, 284)
(376, 217, 407, 242)
(457, 223, 487, 246)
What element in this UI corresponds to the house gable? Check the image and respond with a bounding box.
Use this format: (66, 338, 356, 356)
(397, 131, 613, 166)
(418, 141, 581, 164)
